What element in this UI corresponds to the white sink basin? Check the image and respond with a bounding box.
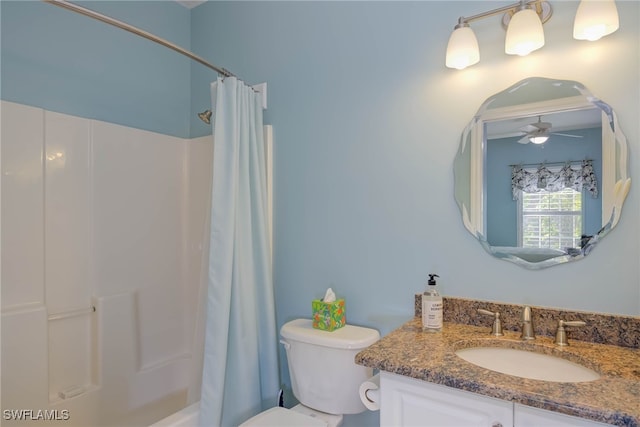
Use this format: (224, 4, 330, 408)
(455, 347, 600, 382)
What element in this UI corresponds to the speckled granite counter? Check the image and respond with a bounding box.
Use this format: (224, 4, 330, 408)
(355, 318, 640, 426)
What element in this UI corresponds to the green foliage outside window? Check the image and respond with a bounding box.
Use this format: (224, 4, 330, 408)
(521, 188, 582, 249)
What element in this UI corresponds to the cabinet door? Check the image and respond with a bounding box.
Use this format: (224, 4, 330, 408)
(514, 404, 612, 426)
(380, 372, 512, 427)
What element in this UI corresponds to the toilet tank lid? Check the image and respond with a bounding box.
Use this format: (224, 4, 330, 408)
(280, 319, 380, 349)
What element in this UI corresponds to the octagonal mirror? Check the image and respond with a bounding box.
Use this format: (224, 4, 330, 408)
(454, 77, 631, 269)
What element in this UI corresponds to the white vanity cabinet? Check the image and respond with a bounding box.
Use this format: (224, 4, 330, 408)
(380, 372, 512, 427)
(380, 372, 611, 427)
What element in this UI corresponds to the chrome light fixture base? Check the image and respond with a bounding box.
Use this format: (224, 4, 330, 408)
(502, 1, 553, 29)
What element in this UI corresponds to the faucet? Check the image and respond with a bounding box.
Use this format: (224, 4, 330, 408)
(520, 306, 535, 340)
(554, 319, 586, 346)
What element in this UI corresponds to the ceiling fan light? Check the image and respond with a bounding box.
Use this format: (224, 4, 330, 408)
(446, 24, 480, 70)
(529, 135, 549, 144)
(505, 8, 545, 56)
(573, 0, 619, 41)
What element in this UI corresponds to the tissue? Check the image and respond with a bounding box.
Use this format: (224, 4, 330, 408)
(358, 374, 380, 411)
(323, 287, 336, 303)
(312, 288, 345, 331)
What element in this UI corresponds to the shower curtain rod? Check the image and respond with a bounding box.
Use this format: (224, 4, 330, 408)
(43, 0, 235, 78)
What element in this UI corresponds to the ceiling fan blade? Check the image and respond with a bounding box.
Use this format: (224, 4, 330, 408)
(517, 135, 530, 144)
(520, 124, 538, 132)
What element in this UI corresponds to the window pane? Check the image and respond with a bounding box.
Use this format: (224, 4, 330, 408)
(520, 188, 583, 250)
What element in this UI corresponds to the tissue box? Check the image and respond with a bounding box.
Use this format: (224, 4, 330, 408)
(312, 299, 346, 331)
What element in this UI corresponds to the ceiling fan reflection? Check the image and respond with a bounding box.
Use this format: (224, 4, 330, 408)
(518, 116, 583, 144)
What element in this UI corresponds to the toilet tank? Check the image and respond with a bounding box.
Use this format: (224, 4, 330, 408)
(280, 319, 380, 415)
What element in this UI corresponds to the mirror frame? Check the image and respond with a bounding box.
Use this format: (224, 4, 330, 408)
(454, 77, 631, 269)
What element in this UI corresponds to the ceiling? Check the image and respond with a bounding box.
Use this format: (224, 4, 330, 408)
(485, 108, 603, 140)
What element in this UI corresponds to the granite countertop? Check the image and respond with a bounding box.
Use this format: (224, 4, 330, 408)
(355, 318, 640, 426)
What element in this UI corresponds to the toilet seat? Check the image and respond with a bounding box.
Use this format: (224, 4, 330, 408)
(239, 406, 327, 427)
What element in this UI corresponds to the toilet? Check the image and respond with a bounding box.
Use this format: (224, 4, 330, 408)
(239, 318, 380, 427)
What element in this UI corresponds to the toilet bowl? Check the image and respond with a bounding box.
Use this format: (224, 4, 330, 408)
(239, 319, 379, 427)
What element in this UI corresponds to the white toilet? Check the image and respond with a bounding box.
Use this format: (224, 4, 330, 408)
(239, 318, 380, 427)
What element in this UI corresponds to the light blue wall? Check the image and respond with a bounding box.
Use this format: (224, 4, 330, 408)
(190, 2, 639, 424)
(1, 0, 192, 138)
(486, 128, 602, 247)
(190, 0, 639, 317)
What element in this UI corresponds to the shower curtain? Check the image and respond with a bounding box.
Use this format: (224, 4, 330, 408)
(199, 77, 279, 427)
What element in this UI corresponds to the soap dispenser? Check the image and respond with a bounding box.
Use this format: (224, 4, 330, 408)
(422, 274, 442, 332)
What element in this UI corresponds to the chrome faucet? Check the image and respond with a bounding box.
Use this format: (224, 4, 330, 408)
(554, 319, 586, 346)
(520, 306, 535, 340)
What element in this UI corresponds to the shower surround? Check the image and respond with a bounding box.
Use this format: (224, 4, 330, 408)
(1, 100, 213, 426)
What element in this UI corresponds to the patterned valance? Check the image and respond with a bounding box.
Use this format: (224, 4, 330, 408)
(511, 160, 598, 200)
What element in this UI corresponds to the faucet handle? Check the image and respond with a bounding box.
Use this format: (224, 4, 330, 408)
(554, 319, 586, 346)
(561, 320, 586, 327)
(477, 309, 504, 336)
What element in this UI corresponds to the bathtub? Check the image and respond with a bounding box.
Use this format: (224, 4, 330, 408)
(150, 402, 200, 427)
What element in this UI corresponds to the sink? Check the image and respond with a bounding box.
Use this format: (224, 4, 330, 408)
(455, 347, 600, 382)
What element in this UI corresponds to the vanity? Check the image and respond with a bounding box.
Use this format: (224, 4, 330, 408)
(355, 297, 640, 427)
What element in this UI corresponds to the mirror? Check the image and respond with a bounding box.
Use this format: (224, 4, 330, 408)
(454, 77, 631, 269)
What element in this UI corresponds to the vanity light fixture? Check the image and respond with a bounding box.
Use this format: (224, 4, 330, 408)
(445, 20, 480, 70)
(504, 3, 545, 56)
(573, 0, 619, 41)
(446, 0, 619, 70)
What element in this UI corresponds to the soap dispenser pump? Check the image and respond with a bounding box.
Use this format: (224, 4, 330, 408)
(422, 274, 442, 332)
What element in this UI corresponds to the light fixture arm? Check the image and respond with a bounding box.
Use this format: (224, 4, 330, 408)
(456, 0, 550, 27)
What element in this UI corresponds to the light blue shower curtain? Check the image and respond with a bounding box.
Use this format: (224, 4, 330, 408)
(199, 77, 279, 427)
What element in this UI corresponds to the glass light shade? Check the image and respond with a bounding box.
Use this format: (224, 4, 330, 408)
(529, 135, 549, 144)
(505, 8, 545, 56)
(573, 0, 619, 41)
(446, 25, 480, 70)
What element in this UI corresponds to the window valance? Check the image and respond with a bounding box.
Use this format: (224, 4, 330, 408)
(511, 160, 598, 200)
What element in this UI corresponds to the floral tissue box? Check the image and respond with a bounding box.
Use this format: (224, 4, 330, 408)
(312, 299, 346, 331)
